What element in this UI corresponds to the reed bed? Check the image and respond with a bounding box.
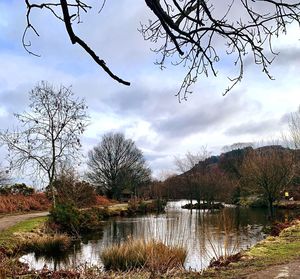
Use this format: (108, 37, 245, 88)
(101, 239, 187, 272)
(17, 233, 72, 255)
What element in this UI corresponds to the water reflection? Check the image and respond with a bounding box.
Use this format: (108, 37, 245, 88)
(20, 200, 293, 271)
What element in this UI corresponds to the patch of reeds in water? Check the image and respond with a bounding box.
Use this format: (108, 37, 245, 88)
(18, 233, 71, 255)
(100, 239, 187, 272)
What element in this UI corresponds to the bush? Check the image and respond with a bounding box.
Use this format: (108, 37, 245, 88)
(238, 196, 268, 208)
(78, 207, 109, 232)
(49, 204, 109, 235)
(127, 199, 166, 215)
(101, 239, 187, 272)
(52, 172, 97, 208)
(95, 195, 116, 206)
(49, 203, 81, 235)
(0, 193, 50, 214)
(0, 183, 34, 196)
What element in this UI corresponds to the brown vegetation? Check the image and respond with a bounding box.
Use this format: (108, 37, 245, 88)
(95, 195, 117, 206)
(101, 239, 187, 273)
(53, 171, 97, 208)
(241, 146, 295, 215)
(0, 193, 50, 214)
(19, 233, 71, 255)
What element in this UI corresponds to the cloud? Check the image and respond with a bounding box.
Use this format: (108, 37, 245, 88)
(225, 118, 286, 137)
(152, 91, 259, 139)
(1, 1, 300, 180)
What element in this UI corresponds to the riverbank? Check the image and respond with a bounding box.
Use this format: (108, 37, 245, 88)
(0, 216, 51, 254)
(201, 218, 300, 278)
(1, 212, 300, 278)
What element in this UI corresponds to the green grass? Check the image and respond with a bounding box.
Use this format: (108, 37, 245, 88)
(0, 216, 47, 253)
(200, 221, 300, 278)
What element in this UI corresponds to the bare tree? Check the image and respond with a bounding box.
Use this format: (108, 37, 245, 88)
(288, 105, 300, 149)
(0, 166, 9, 187)
(174, 147, 210, 206)
(22, 1, 300, 98)
(174, 147, 210, 173)
(86, 132, 151, 199)
(0, 82, 88, 206)
(241, 146, 295, 216)
(194, 165, 235, 206)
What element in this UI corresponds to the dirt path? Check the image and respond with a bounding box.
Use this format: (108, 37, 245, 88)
(0, 212, 49, 232)
(246, 261, 300, 279)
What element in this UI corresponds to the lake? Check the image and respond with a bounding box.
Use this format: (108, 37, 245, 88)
(20, 200, 293, 271)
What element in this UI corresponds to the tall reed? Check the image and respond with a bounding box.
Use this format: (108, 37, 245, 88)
(20, 234, 71, 255)
(100, 238, 187, 272)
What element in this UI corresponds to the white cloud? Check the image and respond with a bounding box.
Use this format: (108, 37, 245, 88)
(0, 1, 299, 181)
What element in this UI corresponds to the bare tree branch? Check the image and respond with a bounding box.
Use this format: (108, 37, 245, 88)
(21, 1, 300, 99)
(24, 0, 130, 86)
(142, 0, 300, 101)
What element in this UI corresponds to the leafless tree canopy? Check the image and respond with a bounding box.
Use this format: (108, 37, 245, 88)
(241, 146, 295, 215)
(174, 147, 210, 173)
(0, 166, 10, 187)
(86, 132, 151, 199)
(288, 106, 300, 149)
(142, 0, 300, 100)
(0, 82, 88, 197)
(23, 1, 300, 99)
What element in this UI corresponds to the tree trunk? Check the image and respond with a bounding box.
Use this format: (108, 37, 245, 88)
(49, 176, 56, 208)
(268, 198, 274, 218)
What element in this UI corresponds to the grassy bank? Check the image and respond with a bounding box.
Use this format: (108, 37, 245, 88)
(0, 216, 47, 253)
(0, 216, 71, 256)
(2, 210, 300, 278)
(201, 219, 300, 278)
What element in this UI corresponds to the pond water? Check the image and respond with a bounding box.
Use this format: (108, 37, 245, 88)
(20, 200, 294, 271)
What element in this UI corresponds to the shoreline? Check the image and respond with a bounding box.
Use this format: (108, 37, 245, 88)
(1, 211, 300, 278)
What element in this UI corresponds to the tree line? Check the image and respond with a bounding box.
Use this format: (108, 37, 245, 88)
(0, 82, 299, 217)
(146, 144, 299, 216)
(0, 82, 151, 204)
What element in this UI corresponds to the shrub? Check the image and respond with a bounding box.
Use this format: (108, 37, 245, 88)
(127, 199, 166, 215)
(0, 193, 50, 214)
(101, 239, 187, 273)
(49, 203, 81, 235)
(52, 172, 97, 208)
(238, 195, 268, 208)
(78, 207, 109, 232)
(269, 221, 294, 236)
(0, 183, 34, 196)
(49, 204, 109, 235)
(95, 195, 116, 206)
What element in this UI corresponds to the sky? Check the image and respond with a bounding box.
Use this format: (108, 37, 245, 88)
(0, 1, 299, 184)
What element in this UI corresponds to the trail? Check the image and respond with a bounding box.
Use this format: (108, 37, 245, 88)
(245, 261, 300, 278)
(0, 212, 49, 231)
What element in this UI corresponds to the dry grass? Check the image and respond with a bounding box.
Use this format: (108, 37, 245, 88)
(19, 233, 71, 255)
(95, 195, 117, 206)
(101, 239, 187, 273)
(0, 257, 200, 279)
(0, 193, 50, 214)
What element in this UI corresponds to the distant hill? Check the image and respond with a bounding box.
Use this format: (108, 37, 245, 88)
(185, 145, 298, 178)
(149, 145, 300, 202)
